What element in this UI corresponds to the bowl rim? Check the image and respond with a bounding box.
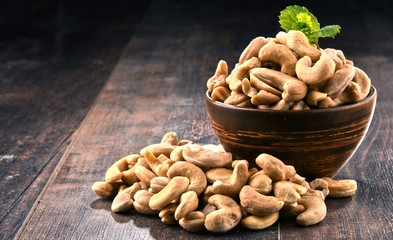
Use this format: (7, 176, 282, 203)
(205, 85, 377, 113)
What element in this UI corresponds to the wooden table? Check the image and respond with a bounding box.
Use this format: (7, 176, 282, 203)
(1, 0, 392, 239)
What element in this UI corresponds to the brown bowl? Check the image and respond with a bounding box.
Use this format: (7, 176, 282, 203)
(205, 86, 377, 179)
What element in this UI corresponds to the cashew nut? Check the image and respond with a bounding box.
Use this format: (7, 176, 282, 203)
(159, 203, 178, 224)
(239, 37, 268, 64)
(111, 182, 141, 212)
(133, 190, 160, 215)
(182, 144, 232, 168)
(161, 132, 178, 146)
(179, 211, 205, 232)
(175, 191, 199, 220)
(250, 68, 307, 102)
(212, 160, 248, 196)
(323, 64, 355, 99)
(205, 168, 232, 184)
(273, 181, 308, 204)
(323, 48, 343, 71)
(211, 86, 231, 102)
(322, 177, 357, 198)
(134, 165, 157, 188)
(105, 154, 139, 183)
(352, 67, 371, 101)
(275, 31, 287, 45)
(242, 78, 258, 97)
(305, 88, 328, 107)
(250, 71, 282, 96)
(207, 60, 228, 92)
(251, 89, 281, 105)
(295, 53, 336, 85)
(167, 161, 207, 196)
(229, 57, 261, 92)
(149, 176, 189, 211)
(91, 181, 122, 198)
(240, 185, 284, 216)
(121, 157, 150, 186)
(280, 203, 306, 219)
(255, 153, 287, 181)
(149, 177, 169, 194)
(140, 143, 175, 158)
(248, 170, 273, 195)
(309, 178, 329, 198)
(296, 195, 327, 226)
(258, 43, 298, 76)
(223, 91, 251, 108)
(241, 211, 279, 230)
(287, 30, 321, 62)
(204, 194, 242, 232)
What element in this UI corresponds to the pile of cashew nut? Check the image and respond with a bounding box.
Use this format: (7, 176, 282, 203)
(92, 132, 358, 232)
(207, 30, 372, 109)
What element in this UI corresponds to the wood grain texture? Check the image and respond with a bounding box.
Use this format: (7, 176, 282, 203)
(6, 0, 393, 239)
(0, 1, 150, 239)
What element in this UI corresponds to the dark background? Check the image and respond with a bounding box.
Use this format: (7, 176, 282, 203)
(1, 0, 392, 239)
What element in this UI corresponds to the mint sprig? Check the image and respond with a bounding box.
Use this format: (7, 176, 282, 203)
(279, 5, 341, 48)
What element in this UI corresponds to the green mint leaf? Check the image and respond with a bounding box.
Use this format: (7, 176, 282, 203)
(314, 25, 341, 38)
(279, 5, 341, 47)
(279, 5, 320, 36)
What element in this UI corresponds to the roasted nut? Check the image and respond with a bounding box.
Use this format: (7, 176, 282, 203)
(309, 178, 329, 198)
(105, 155, 139, 183)
(149, 176, 189, 211)
(242, 78, 258, 97)
(250, 68, 307, 102)
(207, 60, 228, 92)
(134, 165, 157, 188)
(229, 57, 261, 92)
(92, 181, 122, 198)
(205, 168, 232, 184)
(224, 92, 251, 107)
(204, 194, 242, 232)
(240, 185, 284, 216)
(167, 161, 207, 196)
(161, 132, 178, 146)
(352, 67, 371, 101)
(296, 195, 327, 226)
(255, 153, 287, 181)
(251, 89, 281, 105)
(149, 177, 170, 194)
(175, 191, 199, 220)
(111, 182, 141, 212)
(287, 30, 321, 62)
(133, 190, 160, 215)
(280, 203, 306, 219)
(248, 170, 273, 195)
(159, 203, 178, 224)
(239, 37, 268, 64)
(322, 177, 357, 198)
(179, 211, 205, 232)
(296, 53, 336, 85)
(211, 86, 231, 102)
(212, 160, 248, 196)
(274, 181, 308, 204)
(258, 43, 298, 76)
(250, 72, 282, 96)
(241, 212, 279, 230)
(140, 143, 175, 158)
(323, 64, 355, 99)
(182, 144, 232, 168)
(275, 31, 287, 45)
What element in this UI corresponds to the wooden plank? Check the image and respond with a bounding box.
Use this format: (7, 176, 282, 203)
(0, 1, 150, 239)
(16, 1, 393, 239)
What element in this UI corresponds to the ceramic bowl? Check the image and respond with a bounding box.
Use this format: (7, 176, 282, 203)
(205, 86, 377, 179)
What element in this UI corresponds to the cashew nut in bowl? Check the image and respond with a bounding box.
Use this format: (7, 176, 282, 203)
(204, 194, 242, 232)
(211, 86, 231, 102)
(241, 211, 279, 230)
(323, 64, 356, 99)
(207, 60, 228, 92)
(242, 78, 258, 97)
(250, 68, 307, 102)
(229, 57, 261, 92)
(249, 71, 282, 96)
(296, 195, 327, 226)
(182, 144, 232, 168)
(258, 43, 298, 76)
(287, 30, 321, 62)
(352, 67, 371, 101)
(240, 185, 284, 216)
(275, 31, 287, 45)
(224, 92, 252, 108)
(239, 37, 268, 64)
(251, 89, 281, 105)
(322, 48, 343, 71)
(295, 53, 336, 85)
(167, 161, 207, 196)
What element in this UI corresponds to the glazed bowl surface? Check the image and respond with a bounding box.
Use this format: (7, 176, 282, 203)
(205, 86, 377, 179)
